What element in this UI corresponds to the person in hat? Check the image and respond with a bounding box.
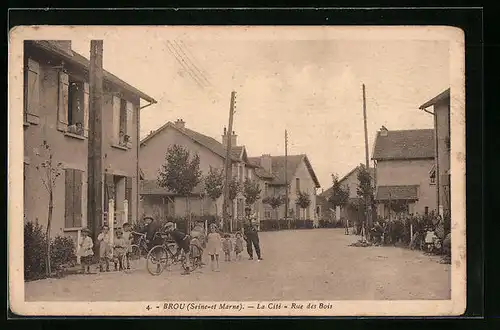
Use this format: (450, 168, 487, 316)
(77, 228, 94, 274)
(243, 206, 263, 261)
(163, 222, 192, 275)
(141, 215, 161, 249)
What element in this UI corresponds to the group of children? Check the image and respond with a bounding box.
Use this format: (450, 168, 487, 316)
(76, 222, 137, 274)
(204, 223, 244, 272)
(77, 220, 250, 275)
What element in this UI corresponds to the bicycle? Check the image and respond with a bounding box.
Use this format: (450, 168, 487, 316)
(110, 232, 152, 274)
(146, 232, 202, 276)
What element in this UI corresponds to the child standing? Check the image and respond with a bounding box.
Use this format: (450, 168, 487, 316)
(234, 232, 244, 260)
(222, 234, 233, 262)
(97, 225, 112, 272)
(122, 223, 133, 269)
(77, 228, 94, 274)
(113, 229, 127, 271)
(206, 224, 222, 271)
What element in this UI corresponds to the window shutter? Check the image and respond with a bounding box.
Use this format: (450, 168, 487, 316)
(65, 169, 74, 228)
(57, 71, 69, 131)
(125, 176, 133, 222)
(112, 96, 121, 143)
(126, 101, 134, 144)
(73, 170, 83, 227)
(26, 59, 41, 124)
(104, 174, 115, 213)
(83, 82, 89, 137)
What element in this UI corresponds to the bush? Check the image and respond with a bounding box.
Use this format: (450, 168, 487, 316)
(24, 221, 77, 280)
(24, 221, 47, 280)
(51, 236, 76, 270)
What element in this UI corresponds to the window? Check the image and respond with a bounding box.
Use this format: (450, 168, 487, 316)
(296, 178, 300, 193)
(57, 71, 89, 136)
(24, 58, 40, 124)
(429, 166, 436, 185)
(264, 182, 268, 196)
(264, 211, 271, 219)
(67, 80, 85, 135)
(239, 164, 244, 182)
(65, 169, 83, 228)
(113, 96, 133, 147)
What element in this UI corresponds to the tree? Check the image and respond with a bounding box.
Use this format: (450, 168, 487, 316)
(243, 178, 262, 208)
(296, 191, 311, 220)
(356, 164, 375, 238)
(34, 140, 64, 277)
(263, 195, 285, 230)
(157, 144, 202, 233)
(204, 166, 224, 218)
(328, 174, 350, 221)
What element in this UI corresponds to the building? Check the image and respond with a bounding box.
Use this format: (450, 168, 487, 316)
(248, 154, 321, 226)
(371, 126, 436, 217)
(139, 119, 259, 224)
(419, 88, 451, 216)
(318, 165, 375, 225)
(23, 40, 156, 243)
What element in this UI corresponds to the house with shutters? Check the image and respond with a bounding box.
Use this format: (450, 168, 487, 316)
(23, 40, 156, 243)
(419, 88, 451, 217)
(371, 126, 437, 218)
(318, 165, 375, 225)
(139, 119, 259, 224)
(248, 154, 321, 226)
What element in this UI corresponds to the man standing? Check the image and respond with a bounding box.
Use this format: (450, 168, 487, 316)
(243, 206, 263, 261)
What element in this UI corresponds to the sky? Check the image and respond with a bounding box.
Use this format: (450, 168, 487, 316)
(71, 31, 449, 191)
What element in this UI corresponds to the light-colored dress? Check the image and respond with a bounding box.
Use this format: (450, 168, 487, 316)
(77, 236, 94, 257)
(206, 232, 222, 256)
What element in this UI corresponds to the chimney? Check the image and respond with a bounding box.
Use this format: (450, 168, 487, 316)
(231, 131, 237, 147)
(222, 128, 237, 147)
(48, 40, 73, 56)
(260, 154, 272, 173)
(174, 119, 185, 129)
(380, 125, 388, 137)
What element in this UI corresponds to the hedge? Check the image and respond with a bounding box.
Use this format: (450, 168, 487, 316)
(24, 221, 76, 281)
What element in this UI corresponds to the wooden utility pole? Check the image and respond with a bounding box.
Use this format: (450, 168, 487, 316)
(88, 40, 104, 251)
(222, 91, 236, 232)
(362, 83, 372, 240)
(284, 130, 289, 228)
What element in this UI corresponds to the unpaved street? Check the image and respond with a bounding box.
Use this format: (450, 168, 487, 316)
(25, 229, 451, 301)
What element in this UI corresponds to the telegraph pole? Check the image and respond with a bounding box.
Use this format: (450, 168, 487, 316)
(88, 40, 104, 251)
(285, 130, 289, 228)
(222, 91, 236, 232)
(362, 83, 372, 241)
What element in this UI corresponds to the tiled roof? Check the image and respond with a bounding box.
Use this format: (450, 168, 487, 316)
(141, 179, 204, 196)
(28, 41, 156, 103)
(248, 158, 276, 180)
(248, 155, 321, 188)
(419, 88, 450, 109)
(375, 185, 419, 201)
(372, 129, 435, 160)
(231, 146, 244, 159)
(319, 165, 374, 199)
(140, 122, 258, 167)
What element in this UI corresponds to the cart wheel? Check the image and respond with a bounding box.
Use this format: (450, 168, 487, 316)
(146, 245, 168, 276)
